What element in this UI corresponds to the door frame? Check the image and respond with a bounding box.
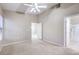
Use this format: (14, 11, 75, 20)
(64, 17, 71, 47)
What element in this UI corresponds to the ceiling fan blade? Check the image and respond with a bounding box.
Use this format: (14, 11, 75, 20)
(38, 6, 47, 8)
(24, 4, 32, 6)
(31, 8, 35, 12)
(34, 3, 40, 12)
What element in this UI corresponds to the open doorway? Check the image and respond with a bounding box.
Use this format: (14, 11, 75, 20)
(64, 14, 79, 51)
(0, 15, 3, 41)
(31, 23, 42, 40)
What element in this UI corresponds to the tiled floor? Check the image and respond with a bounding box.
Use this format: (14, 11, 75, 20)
(0, 39, 79, 55)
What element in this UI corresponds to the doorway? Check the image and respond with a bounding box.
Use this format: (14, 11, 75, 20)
(0, 15, 3, 41)
(31, 23, 42, 40)
(64, 14, 79, 50)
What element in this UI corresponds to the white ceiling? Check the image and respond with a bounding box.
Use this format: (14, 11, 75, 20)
(0, 3, 57, 15)
(61, 3, 76, 8)
(0, 3, 21, 11)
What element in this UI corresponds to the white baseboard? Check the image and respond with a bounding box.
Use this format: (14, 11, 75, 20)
(0, 40, 27, 47)
(42, 39, 63, 47)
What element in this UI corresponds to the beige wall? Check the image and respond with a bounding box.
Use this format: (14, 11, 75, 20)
(70, 14, 79, 25)
(0, 6, 2, 15)
(38, 4, 79, 46)
(3, 10, 37, 41)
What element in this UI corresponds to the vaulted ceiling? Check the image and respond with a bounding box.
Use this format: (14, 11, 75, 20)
(0, 3, 75, 15)
(0, 3, 57, 15)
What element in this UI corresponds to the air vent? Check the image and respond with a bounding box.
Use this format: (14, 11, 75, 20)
(16, 11, 25, 14)
(56, 3, 61, 8)
(50, 3, 61, 9)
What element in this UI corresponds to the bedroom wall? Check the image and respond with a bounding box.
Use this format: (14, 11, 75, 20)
(3, 10, 37, 41)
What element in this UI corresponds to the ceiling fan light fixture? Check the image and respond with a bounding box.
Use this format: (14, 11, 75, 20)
(24, 3, 47, 14)
(33, 9, 36, 13)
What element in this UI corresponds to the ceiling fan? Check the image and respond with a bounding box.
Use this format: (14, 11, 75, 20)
(24, 3, 47, 13)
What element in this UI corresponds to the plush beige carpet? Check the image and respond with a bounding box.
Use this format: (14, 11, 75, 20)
(0, 39, 79, 55)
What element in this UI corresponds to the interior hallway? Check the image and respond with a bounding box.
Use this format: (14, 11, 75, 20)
(0, 39, 79, 55)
